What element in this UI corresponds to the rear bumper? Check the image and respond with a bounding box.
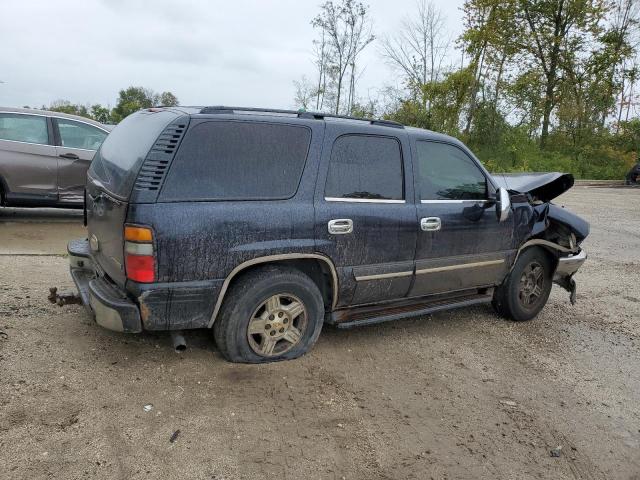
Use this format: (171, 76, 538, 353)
(68, 239, 142, 333)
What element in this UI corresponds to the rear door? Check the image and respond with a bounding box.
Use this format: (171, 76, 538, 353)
(0, 112, 58, 203)
(410, 139, 514, 297)
(314, 124, 417, 307)
(53, 117, 108, 204)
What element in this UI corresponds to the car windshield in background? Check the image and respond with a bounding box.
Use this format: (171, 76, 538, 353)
(89, 110, 178, 198)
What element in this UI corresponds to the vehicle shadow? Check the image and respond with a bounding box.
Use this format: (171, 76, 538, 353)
(0, 206, 83, 223)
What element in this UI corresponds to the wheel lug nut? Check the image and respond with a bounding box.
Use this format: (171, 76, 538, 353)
(270, 331, 275, 336)
(265, 324, 271, 329)
(279, 328, 285, 333)
(283, 318, 288, 324)
(278, 312, 284, 318)
(269, 314, 274, 320)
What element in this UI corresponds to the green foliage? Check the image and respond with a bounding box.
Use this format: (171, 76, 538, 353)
(44, 86, 179, 125)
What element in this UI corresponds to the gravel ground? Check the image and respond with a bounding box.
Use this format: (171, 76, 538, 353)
(0, 187, 639, 480)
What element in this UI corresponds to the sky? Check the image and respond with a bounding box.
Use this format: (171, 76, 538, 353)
(0, 0, 465, 110)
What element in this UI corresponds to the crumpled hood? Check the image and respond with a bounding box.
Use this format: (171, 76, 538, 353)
(492, 172, 574, 202)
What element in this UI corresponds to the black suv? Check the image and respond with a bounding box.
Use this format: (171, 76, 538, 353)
(68, 106, 589, 363)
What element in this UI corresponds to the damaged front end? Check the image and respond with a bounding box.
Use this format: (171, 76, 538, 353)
(495, 172, 589, 304)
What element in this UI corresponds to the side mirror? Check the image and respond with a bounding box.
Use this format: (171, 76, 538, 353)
(496, 187, 511, 222)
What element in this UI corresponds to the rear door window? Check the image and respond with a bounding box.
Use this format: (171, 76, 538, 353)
(324, 134, 404, 201)
(0, 113, 49, 145)
(416, 141, 487, 200)
(159, 121, 311, 201)
(56, 118, 107, 150)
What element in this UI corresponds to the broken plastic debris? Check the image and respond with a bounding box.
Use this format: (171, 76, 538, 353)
(143, 404, 154, 413)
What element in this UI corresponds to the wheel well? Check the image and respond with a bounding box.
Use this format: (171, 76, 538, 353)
(209, 256, 338, 328)
(516, 243, 560, 272)
(232, 259, 335, 310)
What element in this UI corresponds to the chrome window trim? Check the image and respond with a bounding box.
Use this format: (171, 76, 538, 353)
(325, 197, 406, 204)
(0, 137, 54, 148)
(56, 145, 100, 153)
(208, 253, 339, 327)
(54, 116, 110, 134)
(416, 259, 504, 275)
(355, 270, 413, 281)
(420, 199, 489, 204)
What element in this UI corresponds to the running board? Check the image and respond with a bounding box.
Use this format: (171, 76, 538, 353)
(330, 290, 494, 329)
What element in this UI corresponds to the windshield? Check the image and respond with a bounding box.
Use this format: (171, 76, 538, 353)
(89, 109, 179, 198)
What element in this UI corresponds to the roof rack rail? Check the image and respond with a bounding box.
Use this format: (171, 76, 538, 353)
(198, 106, 404, 129)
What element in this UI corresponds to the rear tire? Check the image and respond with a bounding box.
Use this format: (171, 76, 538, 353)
(213, 266, 325, 363)
(492, 247, 554, 321)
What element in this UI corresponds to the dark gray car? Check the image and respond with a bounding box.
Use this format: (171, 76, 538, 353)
(0, 107, 110, 207)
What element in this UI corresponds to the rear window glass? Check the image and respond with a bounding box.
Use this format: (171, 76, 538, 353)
(159, 121, 311, 201)
(89, 110, 179, 198)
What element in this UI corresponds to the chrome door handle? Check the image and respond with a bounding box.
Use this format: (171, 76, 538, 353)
(420, 217, 441, 232)
(328, 219, 353, 235)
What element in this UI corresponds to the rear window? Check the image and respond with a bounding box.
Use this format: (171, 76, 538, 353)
(89, 110, 179, 198)
(159, 121, 311, 201)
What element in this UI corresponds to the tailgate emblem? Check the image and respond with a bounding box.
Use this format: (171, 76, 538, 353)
(89, 234, 100, 252)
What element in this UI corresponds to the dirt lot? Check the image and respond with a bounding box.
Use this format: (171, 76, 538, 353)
(1, 187, 639, 480)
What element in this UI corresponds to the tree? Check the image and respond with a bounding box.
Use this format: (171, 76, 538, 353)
(312, 0, 375, 114)
(516, 0, 606, 147)
(111, 86, 179, 121)
(91, 104, 112, 124)
(380, 0, 451, 109)
(293, 76, 317, 110)
(47, 99, 90, 118)
(158, 91, 179, 107)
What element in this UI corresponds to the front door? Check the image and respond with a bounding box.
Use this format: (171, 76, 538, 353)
(410, 139, 514, 297)
(314, 124, 417, 307)
(54, 117, 107, 204)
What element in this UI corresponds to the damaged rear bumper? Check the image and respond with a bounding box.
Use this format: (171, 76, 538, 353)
(68, 239, 142, 333)
(553, 249, 587, 304)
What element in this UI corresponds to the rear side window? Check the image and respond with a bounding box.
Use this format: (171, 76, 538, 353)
(325, 135, 404, 200)
(159, 121, 311, 201)
(0, 113, 49, 145)
(416, 141, 487, 200)
(56, 118, 107, 150)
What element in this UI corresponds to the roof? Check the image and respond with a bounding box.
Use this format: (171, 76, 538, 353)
(0, 106, 108, 130)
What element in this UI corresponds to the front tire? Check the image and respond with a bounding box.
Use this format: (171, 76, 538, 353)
(213, 266, 325, 363)
(493, 247, 554, 321)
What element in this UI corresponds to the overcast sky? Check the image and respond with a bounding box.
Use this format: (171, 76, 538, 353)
(0, 0, 465, 110)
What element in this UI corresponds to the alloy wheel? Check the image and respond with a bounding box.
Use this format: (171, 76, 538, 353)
(518, 261, 545, 309)
(246, 293, 307, 357)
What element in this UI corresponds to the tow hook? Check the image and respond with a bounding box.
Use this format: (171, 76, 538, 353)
(47, 287, 82, 306)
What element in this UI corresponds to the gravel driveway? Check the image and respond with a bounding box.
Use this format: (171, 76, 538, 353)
(0, 187, 639, 480)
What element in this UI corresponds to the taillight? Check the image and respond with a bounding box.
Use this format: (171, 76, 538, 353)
(124, 225, 155, 283)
